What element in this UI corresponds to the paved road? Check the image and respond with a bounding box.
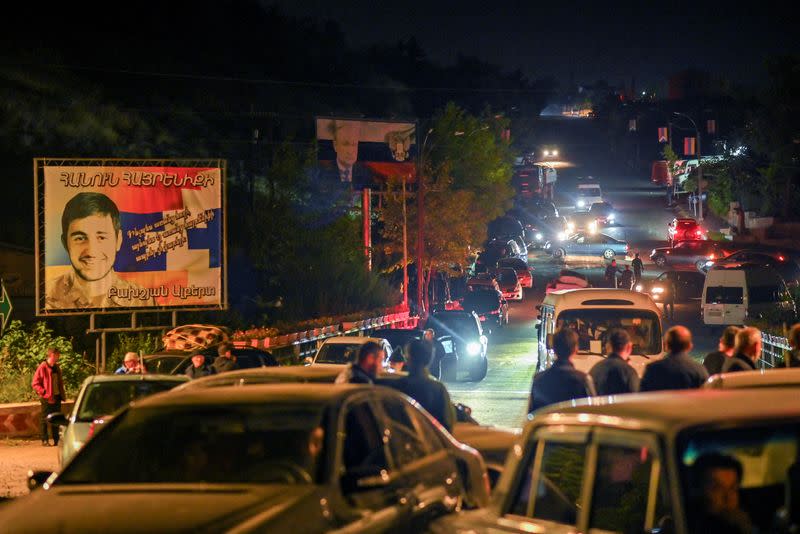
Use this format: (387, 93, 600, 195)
(0, 440, 58, 498)
(449, 174, 719, 429)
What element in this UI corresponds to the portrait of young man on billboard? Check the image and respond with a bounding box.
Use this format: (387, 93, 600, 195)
(45, 192, 156, 309)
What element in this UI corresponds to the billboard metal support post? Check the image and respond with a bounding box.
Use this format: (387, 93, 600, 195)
(402, 177, 408, 309)
(362, 188, 372, 271)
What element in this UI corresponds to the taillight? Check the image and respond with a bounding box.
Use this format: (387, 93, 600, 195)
(779, 255, 786, 261)
(87, 422, 97, 439)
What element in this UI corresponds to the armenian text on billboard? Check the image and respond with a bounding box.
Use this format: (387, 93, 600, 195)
(35, 160, 226, 315)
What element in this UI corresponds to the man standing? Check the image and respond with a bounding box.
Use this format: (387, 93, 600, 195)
(631, 252, 644, 286)
(31, 348, 66, 446)
(786, 323, 800, 367)
(589, 329, 640, 395)
(640, 326, 708, 391)
(185, 353, 215, 379)
(721, 327, 761, 373)
(212, 343, 238, 374)
(620, 265, 634, 290)
(335, 341, 384, 385)
(388, 339, 455, 432)
(115, 352, 140, 374)
(604, 259, 619, 288)
(703, 326, 740, 375)
(528, 329, 596, 414)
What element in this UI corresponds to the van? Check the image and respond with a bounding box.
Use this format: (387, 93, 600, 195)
(702, 265, 795, 326)
(536, 289, 663, 376)
(576, 182, 602, 210)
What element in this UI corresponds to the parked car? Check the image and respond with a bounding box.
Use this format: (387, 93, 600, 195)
(702, 264, 795, 326)
(544, 231, 629, 260)
(705, 368, 800, 389)
(588, 201, 616, 226)
(496, 267, 523, 301)
(497, 257, 533, 288)
(462, 289, 509, 332)
(483, 238, 524, 265)
(309, 336, 393, 366)
(467, 273, 501, 293)
(487, 215, 524, 242)
(425, 311, 489, 381)
(17, 384, 489, 533)
(650, 240, 731, 269)
(545, 269, 590, 294)
(177, 365, 519, 488)
(370, 328, 457, 380)
(703, 249, 800, 286)
(432, 388, 800, 534)
(668, 216, 706, 243)
(635, 268, 706, 302)
(47, 374, 188, 466)
(143, 346, 278, 375)
(524, 215, 570, 248)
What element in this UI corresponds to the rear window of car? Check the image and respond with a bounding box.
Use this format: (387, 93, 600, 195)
(77, 381, 182, 422)
(463, 292, 501, 313)
(705, 286, 744, 304)
(315, 343, 361, 364)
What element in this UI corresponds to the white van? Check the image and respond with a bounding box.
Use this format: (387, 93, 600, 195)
(576, 182, 602, 210)
(702, 265, 795, 326)
(536, 289, 663, 376)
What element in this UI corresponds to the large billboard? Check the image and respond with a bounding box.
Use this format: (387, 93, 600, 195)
(35, 159, 226, 315)
(316, 117, 416, 188)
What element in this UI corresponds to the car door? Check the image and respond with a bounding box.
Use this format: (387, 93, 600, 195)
(376, 394, 463, 525)
(335, 395, 412, 533)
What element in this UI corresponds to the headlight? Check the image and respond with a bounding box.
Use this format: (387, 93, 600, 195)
(705, 261, 714, 267)
(589, 222, 597, 233)
(466, 342, 481, 356)
(567, 222, 575, 232)
(552, 150, 559, 156)
(543, 150, 550, 156)
(635, 284, 643, 291)
(557, 231, 566, 240)
(608, 213, 615, 221)
(535, 233, 543, 240)
(652, 286, 664, 294)
(577, 200, 586, 207)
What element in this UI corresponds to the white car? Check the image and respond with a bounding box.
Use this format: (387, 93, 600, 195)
(309, 336, 393, 366)
(705, 367, 800, 389)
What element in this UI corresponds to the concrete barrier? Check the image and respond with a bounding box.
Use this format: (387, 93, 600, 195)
(0, 401, 73, 439)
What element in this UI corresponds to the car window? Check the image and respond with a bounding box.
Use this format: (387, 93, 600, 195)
(380, 397, 430, 467)
(705, 287, 743, 304)
(533, 440, 588, 525)
(342, 400, 390, 476)
(232, 349, 278, 368)
(508, 441, 539, 517)
(589, 444, 654, 533)
(77, 381, 182, 421)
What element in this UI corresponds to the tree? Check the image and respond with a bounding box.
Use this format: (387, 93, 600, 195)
(380, 103, 515, 311)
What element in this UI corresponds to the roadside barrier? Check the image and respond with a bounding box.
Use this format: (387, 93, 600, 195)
(761, 333, 791, 369)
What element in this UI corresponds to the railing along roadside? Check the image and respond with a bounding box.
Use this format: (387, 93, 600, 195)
(233, 311, 418, 365)
(761, 333, 791, 369)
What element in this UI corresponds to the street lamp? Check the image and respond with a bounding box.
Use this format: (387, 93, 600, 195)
(672, 112, 703, 221)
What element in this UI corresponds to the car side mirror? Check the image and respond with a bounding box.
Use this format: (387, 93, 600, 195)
(46, 412, 69, 427)
(303, 356, 313, 366)
(27, 470, 55, 492)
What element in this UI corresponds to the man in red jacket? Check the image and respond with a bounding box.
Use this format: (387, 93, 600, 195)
(31, 348, 66, 446)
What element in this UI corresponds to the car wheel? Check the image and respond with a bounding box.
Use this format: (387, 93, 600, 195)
(553, 248, 566, 259)
(603, 249, 615, 260)
(654, 255, 667, 267)
(468, 356, 488, 382)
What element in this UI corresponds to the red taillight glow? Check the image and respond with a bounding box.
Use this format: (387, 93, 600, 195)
(708, 254, 715, 259)
(87, 422, 97, 439)
(779, 255, 786, 261)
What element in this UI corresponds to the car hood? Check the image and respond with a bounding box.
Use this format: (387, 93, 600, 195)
(0, 483, 319, 533)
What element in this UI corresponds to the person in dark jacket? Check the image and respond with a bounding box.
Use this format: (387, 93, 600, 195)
(31, 348, 67, 446)
(589, 329, 640, 395)
(185, 353, 215, 379)
(335, 341, 384, 385)
(721, 327, 760, 373)
(787, 323, 800, 367)
(604, 260, 620, 288)
(212, 343, 239, 374)
(620, 265, 634, 290)
(703, 326, 739, 375)
(388, 339, 455, 431)
(640, 326, 708, 391)
(529, 329, 596, 414)
(631, 253, 644, 286)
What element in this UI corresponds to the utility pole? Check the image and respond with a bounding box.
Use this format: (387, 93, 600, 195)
(402, 176, 408, 309)
(417, 128, 434, 317)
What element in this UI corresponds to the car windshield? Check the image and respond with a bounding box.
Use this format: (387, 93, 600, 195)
(463, 292, 501, 314)
(315, 343, 361, 364)
(706, 286, 744, 304)
(144, 356, 187, 374)
(59, 404, 326, 485)
(678, 422, 800, 533)
(77, 381, 182, 422)
(556, 309, 661, 355)
(428, 315, 479, 339)
(578, 187, 600, 196)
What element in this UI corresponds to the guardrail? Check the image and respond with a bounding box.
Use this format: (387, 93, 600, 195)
(233, 311, 418, 364)
(761, 333, 791, 369)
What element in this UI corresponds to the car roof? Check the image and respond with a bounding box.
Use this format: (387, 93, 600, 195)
(85, 373, 189, 384)
(542, 288, 660, 311)
(705, 368, 800, 389)
(134, 382, 371, 409)
(532, 388, 800, 433)
(319, 336, 387, 345)
(143, 350, 194, 359)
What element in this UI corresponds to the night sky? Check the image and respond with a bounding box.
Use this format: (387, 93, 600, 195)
(274, 0, 797, 91)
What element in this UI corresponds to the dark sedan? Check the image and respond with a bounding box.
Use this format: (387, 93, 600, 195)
(143, 346, 278, 374)
(650, 240, 732, 269)
(425, 311, 488, 381)
(12, 385, 489, 533)
(702, 249, 800, 286)
(635, 269, 705, 302)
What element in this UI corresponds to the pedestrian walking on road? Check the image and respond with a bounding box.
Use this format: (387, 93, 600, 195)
(31, 348, 66, 447)
(335, 341, 384, 385)
(604, 259, 620, 288)
(528, 329, 596, 414)
(387, 339, 455, 432)
(631, 253, 644, 285)
(721, 327, 761, 373)
(703, 326, 740, 375)
(620, 265, 634, 290)
(640, 326, 708, 392)
(663, 277, 677, 320)
(212, 343, 239, 374)
(185, 353, 215, 379)
(589, 329, 640, 395)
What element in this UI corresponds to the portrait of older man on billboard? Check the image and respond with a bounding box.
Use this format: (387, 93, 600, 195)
(46, 192, 156, 309)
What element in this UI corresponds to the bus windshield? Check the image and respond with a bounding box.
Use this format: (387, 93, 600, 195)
(555, 309, 661, 355)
